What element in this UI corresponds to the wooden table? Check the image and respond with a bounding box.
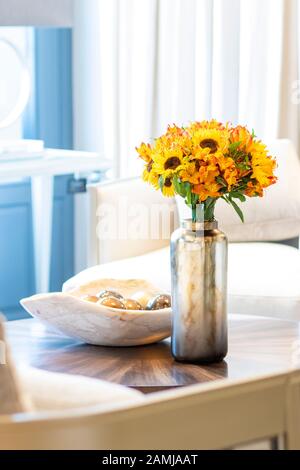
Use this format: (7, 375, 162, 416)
(6, 315, 300, 393)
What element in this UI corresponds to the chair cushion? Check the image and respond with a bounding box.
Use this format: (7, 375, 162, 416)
(17, 367, 144, 412)
(90, 178, 178, 264)
(228, 242, 300, 320)
(64, 242, 300, 320)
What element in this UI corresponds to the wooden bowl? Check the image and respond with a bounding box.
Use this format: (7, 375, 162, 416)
(20, 279, 171, 347)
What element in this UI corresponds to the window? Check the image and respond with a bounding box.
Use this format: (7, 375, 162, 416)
(0, 27, 31, 140)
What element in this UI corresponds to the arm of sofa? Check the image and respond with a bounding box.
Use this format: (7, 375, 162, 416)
(88, 177, 178, 266)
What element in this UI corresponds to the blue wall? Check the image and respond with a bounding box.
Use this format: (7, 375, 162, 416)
(0, 182, 35, 320)
(0, 28, 74, 320)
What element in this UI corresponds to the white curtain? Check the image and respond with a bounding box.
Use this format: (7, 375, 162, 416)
(73, 0, 300, 177)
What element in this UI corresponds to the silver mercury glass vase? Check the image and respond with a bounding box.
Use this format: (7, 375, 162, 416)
(170, 219, 228, 363)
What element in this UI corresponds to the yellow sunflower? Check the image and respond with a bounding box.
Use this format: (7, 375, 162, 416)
(249, 141, 277, 188)
(190, 128, 230, 154)
(161, 177, 175, 197)
(188, 119, 225, 132)
(152, 147, 186, 176)
(142, 161, 160, 189)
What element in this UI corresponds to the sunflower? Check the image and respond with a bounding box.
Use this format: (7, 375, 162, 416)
(161, 177, 175, 197)
(142, 161, 160, 189)
(188, 119, 225, 132)
(152, 147, 186, 176)
(249, 141, 277, 188)
(190, 128, 230, 154)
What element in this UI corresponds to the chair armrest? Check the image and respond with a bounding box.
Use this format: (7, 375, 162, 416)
(88, 177, 178, 265)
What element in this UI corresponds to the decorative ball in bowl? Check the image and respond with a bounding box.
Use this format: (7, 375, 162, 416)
(20, 279, 172, 347)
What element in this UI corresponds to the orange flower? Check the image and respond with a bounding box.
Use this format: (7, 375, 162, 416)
(245, 181, 263, 197)
(230, 125, 253, 151)
(193, 182, 221, 201)
(136, 142, 152, 163)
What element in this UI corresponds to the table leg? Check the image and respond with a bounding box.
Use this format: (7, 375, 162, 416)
(31, 175, 54, 294)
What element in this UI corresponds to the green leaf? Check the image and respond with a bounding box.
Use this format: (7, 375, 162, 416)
(204, 197, 217, 221)
(191, 192, 199, 206)
(236, 162, 251, 171)
(159, 175, 164, 191)
(185, 183, 192, 205)
(173, 177, 183, 196)
(229, 141, 241, 152)
(252, 128, 256, 138)
(230, 191, 246, 202)
(216, 176, 227, 188)
(229, 198, 244, 223)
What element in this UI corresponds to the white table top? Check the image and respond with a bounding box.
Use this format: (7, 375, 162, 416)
(0, 148, 111, 179)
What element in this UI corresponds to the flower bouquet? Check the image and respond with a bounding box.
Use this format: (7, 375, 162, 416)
(136, 120, 277, 223)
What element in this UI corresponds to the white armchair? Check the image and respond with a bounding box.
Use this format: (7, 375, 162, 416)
(65, 140, 300, 320)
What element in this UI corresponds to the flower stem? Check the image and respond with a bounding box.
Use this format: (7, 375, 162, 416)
(192, 204, 197, 223)
(204, 198, 217, 221)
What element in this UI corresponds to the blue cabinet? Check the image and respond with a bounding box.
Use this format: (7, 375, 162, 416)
(0, 182, 35, 320)
(0, 175, 74, 320)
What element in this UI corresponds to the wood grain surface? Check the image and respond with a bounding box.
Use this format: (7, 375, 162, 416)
(5, 315, 300, 393)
